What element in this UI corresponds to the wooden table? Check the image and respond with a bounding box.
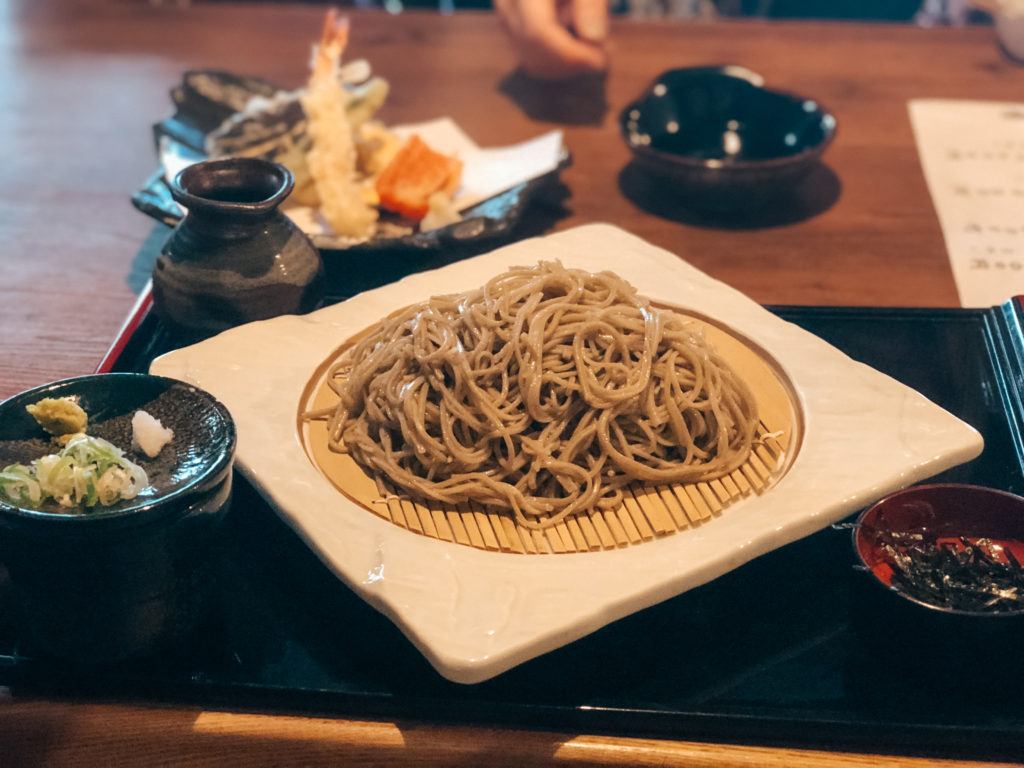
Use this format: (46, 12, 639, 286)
(3, 3, 1023, 765)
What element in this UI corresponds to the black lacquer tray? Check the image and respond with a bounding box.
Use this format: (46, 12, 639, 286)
(3, 262, 1024, 761)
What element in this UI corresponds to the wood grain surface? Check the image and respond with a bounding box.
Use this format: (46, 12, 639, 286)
(2, 697, 1020, 768)
(4, 3, 1024, 765)
(5, 0, 1024, 405)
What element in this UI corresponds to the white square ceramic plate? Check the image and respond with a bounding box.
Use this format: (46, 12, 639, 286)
(151, 224, 983, 683)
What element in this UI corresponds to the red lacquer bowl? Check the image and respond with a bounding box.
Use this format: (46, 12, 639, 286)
(853, 483, 1024, 618)
(849, 484, 1024, 689)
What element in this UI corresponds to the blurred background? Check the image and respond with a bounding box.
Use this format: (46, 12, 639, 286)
(163, 0, 995, 25)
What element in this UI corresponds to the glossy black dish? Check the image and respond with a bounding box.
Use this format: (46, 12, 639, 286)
(0, 373, 236, 663)
(620, 66, 836, 208)
(133, 70, 569, 256)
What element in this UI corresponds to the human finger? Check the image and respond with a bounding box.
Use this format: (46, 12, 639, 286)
(528, 23, 607, 75)
(571, 0, 608, 43)
(517, 0, 608, 76)
(494, 0, 608, 78)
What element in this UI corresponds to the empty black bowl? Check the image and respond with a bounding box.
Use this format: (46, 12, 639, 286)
(620, 66, 837, 208)
(0, 373, 236, 663)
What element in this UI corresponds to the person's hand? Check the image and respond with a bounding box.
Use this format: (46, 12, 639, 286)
(494, 0, 609, 79)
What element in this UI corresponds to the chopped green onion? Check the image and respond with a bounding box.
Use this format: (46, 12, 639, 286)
(0, 465, 42, 506)
(0, 435, 148, 510)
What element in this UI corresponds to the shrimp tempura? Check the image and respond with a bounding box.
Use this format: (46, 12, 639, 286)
(301, 11, 378, 239)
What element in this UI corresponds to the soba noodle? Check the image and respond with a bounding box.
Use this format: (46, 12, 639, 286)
(311, 262, 759, 530)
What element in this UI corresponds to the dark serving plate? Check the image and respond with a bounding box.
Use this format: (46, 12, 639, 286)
(0, 374, 236, 663)
(0, 374, 234, 518)
(2, 256, 1024, 760)
(132, 70, 569, 256)
(620, 66, 836, 208)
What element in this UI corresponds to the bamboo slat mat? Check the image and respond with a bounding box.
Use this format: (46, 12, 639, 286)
(299, 311, 800, 555)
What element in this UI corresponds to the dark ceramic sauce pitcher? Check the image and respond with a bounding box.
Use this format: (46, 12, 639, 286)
(153, 158, 325, 338)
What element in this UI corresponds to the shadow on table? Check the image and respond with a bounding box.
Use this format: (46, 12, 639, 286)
(498, 70, 608, 126)
(617, 161, 842, 230)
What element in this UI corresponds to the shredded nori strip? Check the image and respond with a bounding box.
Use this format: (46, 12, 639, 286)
(876, 530, 1024, 613)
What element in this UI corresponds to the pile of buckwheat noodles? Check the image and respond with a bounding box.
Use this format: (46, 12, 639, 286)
(313, 262, 759, 530)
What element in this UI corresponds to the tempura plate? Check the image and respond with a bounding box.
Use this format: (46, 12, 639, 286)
(151, 224, 983, 683)
(133, 71, 568, 256)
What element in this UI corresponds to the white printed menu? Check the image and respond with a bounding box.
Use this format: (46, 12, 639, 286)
(909, 99, 1024, 307)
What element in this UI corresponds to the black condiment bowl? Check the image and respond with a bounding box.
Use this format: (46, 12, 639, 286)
(850, 484, 1024, 680)
(619, 66, 836, 209)
(0, 373, 236, 663)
